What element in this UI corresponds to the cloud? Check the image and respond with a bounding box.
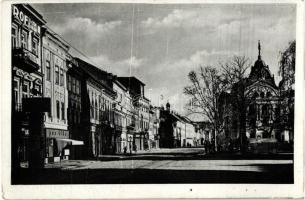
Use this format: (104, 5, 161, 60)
(90, 54, 145, 76)
(53, 17, 122, 40)
(141, 8, 244, 34)
(142, 9, 198, 29)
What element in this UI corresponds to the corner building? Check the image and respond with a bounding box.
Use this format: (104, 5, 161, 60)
(11, 4, 46, 165)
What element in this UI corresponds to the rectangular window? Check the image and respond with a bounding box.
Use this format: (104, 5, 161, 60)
(21, 30, 28, 49)
(48, 98, 52, 117)
(46, 60, 51, 81)
(32, 38, 38, 56)
(22, 81, 29, 98)
(34, 85, 41, 96)
(61, 102, 65, 120)
(56, 100, 60, 119)
(55, 65, 59, 84)
(72, 78, 76, 93)
(76, 80, 80, 94)
(12, 26, 17, 48)
(13, 80, 19, 104)
(60, 69, 64, 86)
(67, 75, 71, 91)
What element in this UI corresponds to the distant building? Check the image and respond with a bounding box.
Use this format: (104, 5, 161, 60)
(118, 77, 150, 151)
(193, 121, 214, 145)
(148, 106, 160, 149)
(158, 102, 196, 148)
(113, 79, 129, 153)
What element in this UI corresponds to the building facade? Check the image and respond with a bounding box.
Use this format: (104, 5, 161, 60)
(218, 42, 293, 152)
(76, 58, 116, 157)
(42, 28, 70, 163)
(11, 4, 46, 166)
(67, 58, 85, 159)
(117, 77, 150, 151)
(113, 80, 128, 153)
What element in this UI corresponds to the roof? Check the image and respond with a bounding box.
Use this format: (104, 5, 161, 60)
(74, 57, 116, 95)
(118, 77, 145, 86)
(23, 4, 46, 25)
(44, 28, 70, 51)
(114, 79, 128, 91)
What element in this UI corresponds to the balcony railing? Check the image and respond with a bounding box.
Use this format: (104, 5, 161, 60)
(13, 47, 40, 73)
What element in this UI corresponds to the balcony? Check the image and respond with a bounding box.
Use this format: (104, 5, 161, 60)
(12, 47, 40, 73)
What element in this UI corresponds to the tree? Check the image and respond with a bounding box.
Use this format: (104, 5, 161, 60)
(279, 40, 295, 91)
(219, 56, 251, 153)
(184, 66, 226, 151)
(278, 40, 295, 142)
(184, 56, 251, 153)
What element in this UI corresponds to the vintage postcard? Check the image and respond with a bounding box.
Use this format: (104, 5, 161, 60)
(1, 0, 304, 199)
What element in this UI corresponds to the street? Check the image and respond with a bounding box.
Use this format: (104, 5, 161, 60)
(13, 148, 294, 184)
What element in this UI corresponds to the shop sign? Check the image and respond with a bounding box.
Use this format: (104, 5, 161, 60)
(46, 129, 69, 139)
(12, 5, 40, 34)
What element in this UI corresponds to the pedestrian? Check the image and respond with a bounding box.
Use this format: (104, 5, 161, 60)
(134, 144, 137, 153)
(123, 146, 127, 155)
(204, 140, 209, 154)
(129, 143, 132, 155)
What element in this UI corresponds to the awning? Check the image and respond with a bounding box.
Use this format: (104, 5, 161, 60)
(56, 138, 84, 145)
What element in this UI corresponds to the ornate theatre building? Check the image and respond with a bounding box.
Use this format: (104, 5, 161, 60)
(219, 41, 294, 151)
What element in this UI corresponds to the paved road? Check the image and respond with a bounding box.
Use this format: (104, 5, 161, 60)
(13, 148, 293, 184)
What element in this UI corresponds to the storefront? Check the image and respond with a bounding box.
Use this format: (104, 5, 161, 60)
(45, 128, 83, 163)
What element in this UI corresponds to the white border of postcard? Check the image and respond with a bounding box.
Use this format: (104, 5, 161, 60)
(1, 0, 304, 199)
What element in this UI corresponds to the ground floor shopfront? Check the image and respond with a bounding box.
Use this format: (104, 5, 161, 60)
(45, 128, 84, 163)
(90, 123, 117, 157)
(45, 128, 70, 163)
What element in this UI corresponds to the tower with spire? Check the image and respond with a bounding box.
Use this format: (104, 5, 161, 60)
(248, 40, 276, 87)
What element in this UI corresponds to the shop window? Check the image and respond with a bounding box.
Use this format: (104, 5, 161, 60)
(21, 30, 28, 49)
(12, 25, 18, 48)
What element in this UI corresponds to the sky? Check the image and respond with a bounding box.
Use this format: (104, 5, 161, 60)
(32, 3, 296, 120)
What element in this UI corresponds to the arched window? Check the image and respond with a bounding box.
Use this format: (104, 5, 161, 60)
(266, 91, 272, 98)
(95, 100, 98, 121)
(248, 103, 256, 129)
(260, 92, 265, 98)
(253, 92, 259, 99)
(262, 104, 269, 125)
(91, 100, 94, 119)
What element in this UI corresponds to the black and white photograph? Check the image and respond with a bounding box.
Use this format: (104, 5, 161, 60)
(1, 0, 304, 199)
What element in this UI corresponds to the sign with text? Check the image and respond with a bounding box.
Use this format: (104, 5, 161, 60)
(12, 5, 41, 34)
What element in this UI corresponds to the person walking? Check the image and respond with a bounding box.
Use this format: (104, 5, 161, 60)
(123, 146, 127, 155)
